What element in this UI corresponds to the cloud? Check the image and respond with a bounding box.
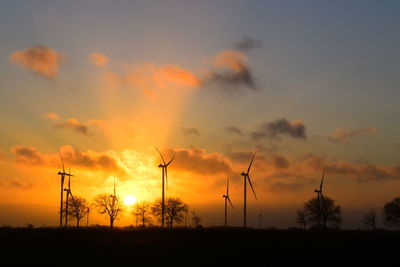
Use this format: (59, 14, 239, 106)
(58, 145, 120, 172)
(181, 127, 200, 136)
(225, 126, 244, 136)
(44, 112, 59, 120)
(302, 154, 400, 182)
(328, 128, 378, 144)
(109, 63, 201, 95)
(252, 118, 306, 140)
(10, 145, 122, 173)
(10, 145, 44, 166)
(89, 52, 109, 67)
(9, 45, 64, 78)
(54, 118, 88, 136)
(9, 181, 32, 190)
(162, 148, 233, 175)
(271, 154, 290, 169)
(202, 50, 256, 94)
(234, 36, 263, 52)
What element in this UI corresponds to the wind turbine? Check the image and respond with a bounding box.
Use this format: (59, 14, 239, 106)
(222, 177, 234, 227)
(63, 168, 75, 227)
(241, 152, 257, 228)
(313, 169, 325, 227)
(155, 147, 175, 228)
(57, 152, 73, 227)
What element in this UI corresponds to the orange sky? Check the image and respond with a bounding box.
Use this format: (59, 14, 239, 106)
(1, 1, 400, 229)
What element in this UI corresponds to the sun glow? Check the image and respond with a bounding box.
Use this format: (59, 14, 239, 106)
(124, 195, 137, 205)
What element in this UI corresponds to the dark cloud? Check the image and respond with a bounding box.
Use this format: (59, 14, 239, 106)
(304, 154, 400, 182)
(11, 145, 44, 166)
(9, 181, 32, 190)
(54, 118, 88, 136)
(202, 50, 257, 94)
(10, 145, 121, 173)
(181, 127, 200, 136)
(225, 126, 244, 136)
(252, 118, 306, 140)
(271, 154, 290, 169)
(234, 37, 263, 52)
(163, 148, 233, 175)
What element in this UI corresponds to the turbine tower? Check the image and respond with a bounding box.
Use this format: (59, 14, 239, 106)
(57, 152, 73, 227)
(222, 177, 234, 227)
(258, 210, 263, 229)
(241, 152, 257, 228)
(313, 169, 325, 227)
(63, 168, 74, 227)
(155, 147, 174, 228)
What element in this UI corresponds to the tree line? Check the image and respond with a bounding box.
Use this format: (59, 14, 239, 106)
(63, 193, 400, 230)
(296, 196, 400, 230)
(63, 194, 196, 229)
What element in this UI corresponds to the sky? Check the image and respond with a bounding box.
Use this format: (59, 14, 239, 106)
(0, 0, 400, 228)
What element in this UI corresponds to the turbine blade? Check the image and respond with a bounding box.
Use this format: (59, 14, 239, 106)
(59, 151, 65, 173)
(320, 169, 325, 192)
(166, 155, 175, 167)
(155, 147, 166, 165)
(247, 152, 256, 174)
(226, 177, 229, 195)
(68, 168, 71, 189)
(247, 175, 257, 200)
(114, 176, 116, 197)
(227, 196, 234, 209)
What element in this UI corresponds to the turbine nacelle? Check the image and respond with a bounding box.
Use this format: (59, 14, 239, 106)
(241, 172, 246, 176)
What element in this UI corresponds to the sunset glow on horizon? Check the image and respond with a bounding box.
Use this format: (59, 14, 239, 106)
(1, 1, 400, 229)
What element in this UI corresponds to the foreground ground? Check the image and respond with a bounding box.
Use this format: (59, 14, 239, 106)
(1, 227, 398, 264)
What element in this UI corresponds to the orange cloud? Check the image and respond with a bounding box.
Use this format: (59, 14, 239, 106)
(89, 52, 108, 67)
(44, 112, 59, 120)
(329, 128, 378, 144)
(212, 50, 248, 73)
(9, 45, 64, 78)
(106, 62, 201, 97)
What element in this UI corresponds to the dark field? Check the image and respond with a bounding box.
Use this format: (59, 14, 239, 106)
(1, 227, 398, 264)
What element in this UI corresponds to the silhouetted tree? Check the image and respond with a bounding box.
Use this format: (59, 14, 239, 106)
(94, 193, 123, 228)
(303, 196, 341, 229)
(296, 208, 307, 230)
(363, 209, 377, 230)
(67, 196, 89, 228)
(133, 202, 152, 229)
(384, 197, 400, 228)
(152, 198, 188, 229)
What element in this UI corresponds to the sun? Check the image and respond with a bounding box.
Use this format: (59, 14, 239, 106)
(124, 195, 137, 205)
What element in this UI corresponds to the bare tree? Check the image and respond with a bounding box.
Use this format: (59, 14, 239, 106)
(296, 208, 307, 230)
(94, 193, 123, 228)
(152, 198, 188, 229)
(67, 196, 89, 228)
(363, 209, 377, 230)
(384, 197, 400, 228)
(133, 202, 152, 229)
(303, 196, 341, 229)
